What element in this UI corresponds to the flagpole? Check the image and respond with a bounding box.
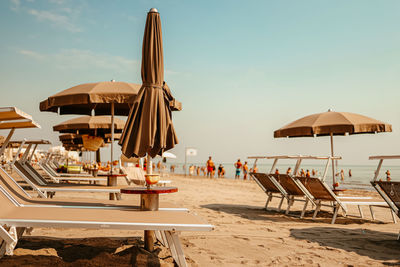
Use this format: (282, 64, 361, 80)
(184, 147, 187, 176)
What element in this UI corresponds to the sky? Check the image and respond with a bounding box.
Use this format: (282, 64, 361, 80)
(0, 0, 400, 166)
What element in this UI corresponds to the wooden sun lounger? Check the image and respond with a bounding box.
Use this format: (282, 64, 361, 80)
(249, 155, 395, 224)
(270, 174, 315, 218)
(250, 172, 287, 211)
(0, 187, 213, 267)
(295, 176, 396, 224)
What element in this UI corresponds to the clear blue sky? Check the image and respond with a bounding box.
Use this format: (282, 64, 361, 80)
(0, 0, 399, 166)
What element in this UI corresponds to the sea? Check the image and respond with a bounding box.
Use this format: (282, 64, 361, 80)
(160, 162, 400, 191)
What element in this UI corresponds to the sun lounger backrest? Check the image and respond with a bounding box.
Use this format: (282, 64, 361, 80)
(23, 162, 48, 184)
(13, 161, 43, 186)
(0, 167, 32, 202)
(375, 181, 400, 211)
(250, 172, 280, 193)
(296, 176, 336, 201)
(277, 174, 305, 196)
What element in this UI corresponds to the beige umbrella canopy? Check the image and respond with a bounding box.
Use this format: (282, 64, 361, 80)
(274, 110, 392, 188)
(54, 116, 125, 135)
(119, 8, 179, 159)
(40, 81, 141, 173)
(59, 133, 121, 144)
(274, 111, 392, 138)
(40, 81, 141, 115)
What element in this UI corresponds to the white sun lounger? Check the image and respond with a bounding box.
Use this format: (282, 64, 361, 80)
(0, 184, 213, 267)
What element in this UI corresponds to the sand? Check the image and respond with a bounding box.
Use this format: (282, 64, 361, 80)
(2, 173, 400, 266)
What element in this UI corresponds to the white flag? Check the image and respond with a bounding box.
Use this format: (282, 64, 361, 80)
(186, 148, 197, 156)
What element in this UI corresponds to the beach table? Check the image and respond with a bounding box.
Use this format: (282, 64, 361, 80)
(98, 173, 127, 200)
(121, 186, 178, 251)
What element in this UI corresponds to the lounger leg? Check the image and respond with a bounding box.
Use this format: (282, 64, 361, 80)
(391, 210, 398, 224)
(155, 231, 168, 248)
(265, 193, 272, 210)
(369, 206, 376, 220)
(312, 201, 321, 220)
(358, 205, 364, 219)
(331, 204, 340, 224)
(165, 231, 188, 267)
(300, 199, 309, 219)
(0, 226, 18, 256)
(277, 196, 285, 212)
(285, 197, 294, 215)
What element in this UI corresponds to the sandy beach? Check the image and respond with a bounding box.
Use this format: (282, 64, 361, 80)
(2, 173, 399, 266)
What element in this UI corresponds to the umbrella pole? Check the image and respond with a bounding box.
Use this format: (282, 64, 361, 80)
(144, 153, 155, 251)
(330, 133, 336, 189)
(111, 102, 114, 174)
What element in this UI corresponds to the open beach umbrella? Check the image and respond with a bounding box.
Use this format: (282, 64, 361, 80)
(274, 110, 392, 188)
(40, 81, 141, 173)
(53, 116, 125, 135)
(119, 8, 179, 163)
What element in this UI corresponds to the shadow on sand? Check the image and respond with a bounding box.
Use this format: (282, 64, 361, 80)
(290, 227, 400, 265)
(201, 203, 386, 224)
(1, 236, 169, 267)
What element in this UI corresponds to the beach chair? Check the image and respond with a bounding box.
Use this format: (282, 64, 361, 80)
(0, 184, 213, 267)
(249, 156, 316, 216)
(250, 172, 287, 211)
(41, 153, 92, 178)
(271, 173, 315, 218)
(249, 155, 393, 224)
(369, 156, 400, 233)
(0, 165, 187, 211)
(295, 176, 394, 224)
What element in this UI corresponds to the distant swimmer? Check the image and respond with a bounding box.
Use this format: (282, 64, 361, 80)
(348, 169, 352, 177)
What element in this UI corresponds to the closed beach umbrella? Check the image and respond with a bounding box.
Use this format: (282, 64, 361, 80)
(119, 8, 179, 160)
(274, 110, 392, 188)
(40, 81, 141, 173)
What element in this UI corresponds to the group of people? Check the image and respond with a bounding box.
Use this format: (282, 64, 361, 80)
(205, 157, 226, 178)
(234, 159, 254, 180)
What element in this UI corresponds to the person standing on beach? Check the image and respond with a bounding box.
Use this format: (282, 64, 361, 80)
(386, 170, 391, 181)
(306, 169, 310, 178)
(243, 161, 249, 180)
(349, 169, 352, 177)
(206, 156, 214, 178)
(234, 159, 242, 179)
(286, 167, 292, 175)
(275, 169, 280, 175)
(340, 169, 345, 181)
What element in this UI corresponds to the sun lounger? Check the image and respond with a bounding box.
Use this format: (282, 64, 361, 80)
(369, 156, 400, 234)
(0, 166, 186, 212)
(11, 159, 131, 199)
(250, 172, 287, 211)
(0, 185, 213, 267)
(249, 155, 394, 224)
(271, 173, 315, 218)
(295, 175, 395, 224)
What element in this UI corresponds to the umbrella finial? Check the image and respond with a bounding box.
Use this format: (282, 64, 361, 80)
(149, 8, 158, 13)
